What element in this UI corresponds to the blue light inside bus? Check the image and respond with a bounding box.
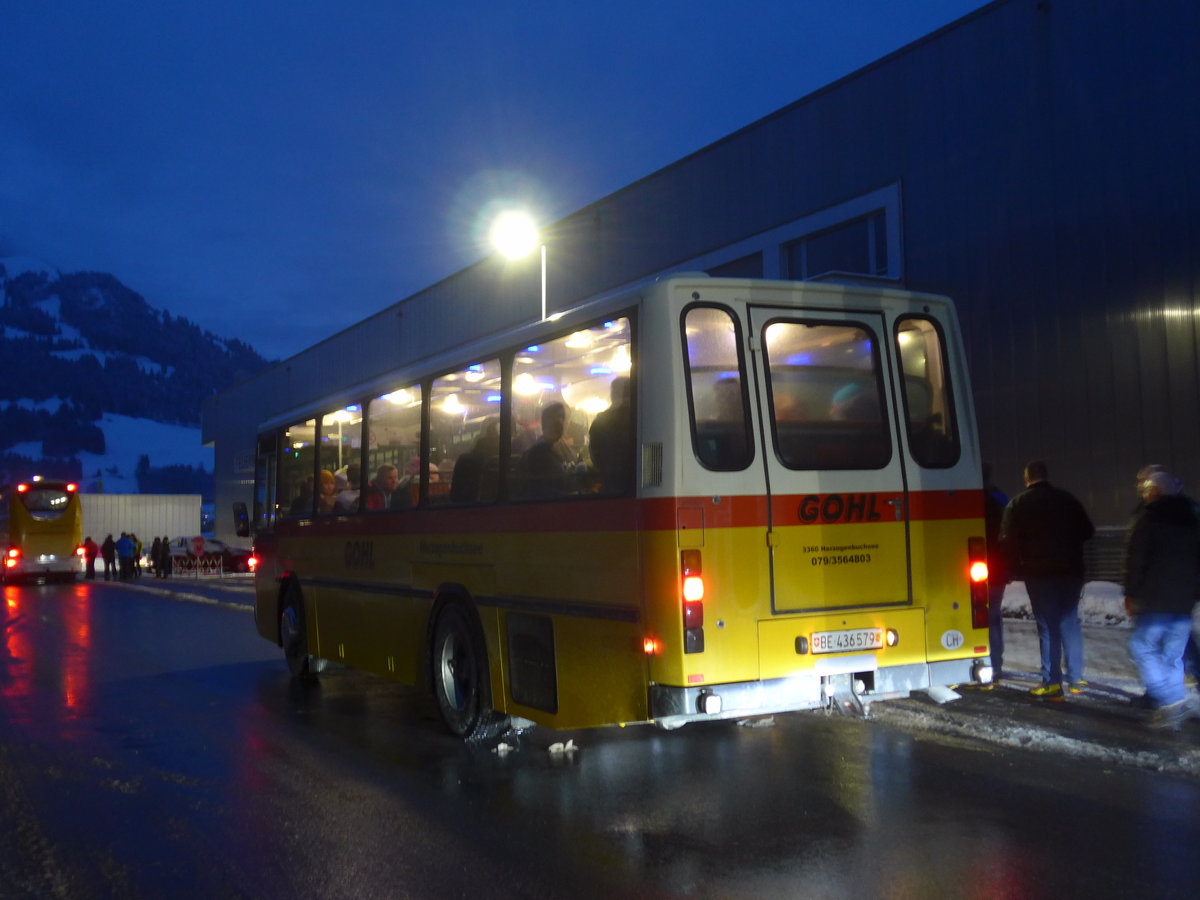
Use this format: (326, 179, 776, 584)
(525, 345, 540, 352)
(786, 353, 813, 365)
(486, 394, 502, 403)
(589, 366, 613, 375)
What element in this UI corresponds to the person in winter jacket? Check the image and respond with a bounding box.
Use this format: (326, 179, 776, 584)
(999, 460, 1095, 698)
(100, 534, 116, 581)
(1124, 470, 1200, 729)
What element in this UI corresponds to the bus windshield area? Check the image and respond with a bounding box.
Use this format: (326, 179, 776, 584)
(18, 486, 75, 520)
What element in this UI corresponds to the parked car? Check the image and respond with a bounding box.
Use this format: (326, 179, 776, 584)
(169, 536, 255, 573)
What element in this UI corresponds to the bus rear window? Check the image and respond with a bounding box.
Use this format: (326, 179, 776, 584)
(896, 317, 960, 467)
(762, 320, 891, 470)
(20, 487, 73, 520)
(683, 305, 753, 471)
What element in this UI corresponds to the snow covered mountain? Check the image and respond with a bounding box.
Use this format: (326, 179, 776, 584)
(0, 257, 271, 493)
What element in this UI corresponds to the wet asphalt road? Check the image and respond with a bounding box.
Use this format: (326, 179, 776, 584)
(3, 579, 1200, 899)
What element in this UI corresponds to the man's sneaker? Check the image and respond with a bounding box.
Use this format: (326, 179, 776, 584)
(1148, 699, 1189, 731)
(1030, 683, 1063, 699)
(1067, 681, 1089, 695)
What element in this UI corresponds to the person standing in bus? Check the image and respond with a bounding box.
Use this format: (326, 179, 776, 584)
(83, 535, 99, 580)
(588, 376, 632, 494)
(1124, 470, 1200, 729)
(101, 534, 116, 581)
(1000, 460, 1095, 699)
(518, 402, 577, 498)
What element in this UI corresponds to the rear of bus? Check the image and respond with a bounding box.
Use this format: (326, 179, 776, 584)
(1, 480, 85, 583)
(639, 278, 988, 726)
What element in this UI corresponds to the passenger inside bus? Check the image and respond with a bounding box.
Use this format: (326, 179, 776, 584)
(588, 376, 632, 493)
(364, 464, 401, 511)
(517, 402, 579, 498)
(450, 420, 500, 503)
(316, 470, 339, 514)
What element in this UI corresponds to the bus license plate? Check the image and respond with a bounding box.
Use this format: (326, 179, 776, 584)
(811, 628, 884, 654)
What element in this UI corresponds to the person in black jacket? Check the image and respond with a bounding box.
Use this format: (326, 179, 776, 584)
(999, 460, 1095, 698)
(1124, 470, 1200, 729)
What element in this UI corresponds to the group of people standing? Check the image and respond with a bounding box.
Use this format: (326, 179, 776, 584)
(987, 460, 1199, 730)
(82, 533, 174, 581)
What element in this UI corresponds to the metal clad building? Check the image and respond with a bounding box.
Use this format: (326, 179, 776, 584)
(205, 0, 1200, 537)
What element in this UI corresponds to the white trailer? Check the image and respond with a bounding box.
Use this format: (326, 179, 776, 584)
(80, 494, 202, 544)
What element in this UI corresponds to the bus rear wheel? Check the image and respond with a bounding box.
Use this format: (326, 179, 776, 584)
(280, 583, 323, 680)
(431, 603, 507, 741)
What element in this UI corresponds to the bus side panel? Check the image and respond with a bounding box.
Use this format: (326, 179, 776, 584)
(909, 513, 989, 662)
(641, 522, 770, 689)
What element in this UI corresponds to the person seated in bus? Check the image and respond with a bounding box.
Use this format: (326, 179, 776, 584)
(518, 402, 579, 498)
(316, 469, 339, 514)
(588, 376, 632, 493)
(829, 382, 881, 423)
(336, 463, 362, 512)
(450, 420, 500, 503)
(364, 464, 400, 511)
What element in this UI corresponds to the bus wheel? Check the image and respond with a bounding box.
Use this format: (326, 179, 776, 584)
(432, 603, 507, 741)
(280, 583, 322, 680)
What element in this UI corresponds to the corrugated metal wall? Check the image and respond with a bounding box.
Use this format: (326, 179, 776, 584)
(207, 0, 1200, 534)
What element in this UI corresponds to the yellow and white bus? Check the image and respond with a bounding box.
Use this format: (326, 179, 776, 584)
(1, 478, 85, 583)
(243, 276, 991, 738)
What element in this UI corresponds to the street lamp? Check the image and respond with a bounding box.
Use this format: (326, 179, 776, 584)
(490, 210, 547, 321)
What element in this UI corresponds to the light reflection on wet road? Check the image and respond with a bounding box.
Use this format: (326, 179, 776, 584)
(2, 580, 1199, 898)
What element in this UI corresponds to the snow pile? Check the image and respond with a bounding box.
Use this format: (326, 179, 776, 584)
(78, 414, 211, 493)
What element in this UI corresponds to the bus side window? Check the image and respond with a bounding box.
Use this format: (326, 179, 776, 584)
(365, 386, 422, 511)
(896, 317, 960, 468)
(433, 359, 503, 505)
(511, 317, 632, 499)
(683, 305, 753, 471)
(280, 419, 317, 518)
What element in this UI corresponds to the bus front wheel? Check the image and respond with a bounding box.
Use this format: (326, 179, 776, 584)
(431, 603, 507, 741)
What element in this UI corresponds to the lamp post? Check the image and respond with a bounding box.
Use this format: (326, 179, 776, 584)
(490, 210, 546, 321)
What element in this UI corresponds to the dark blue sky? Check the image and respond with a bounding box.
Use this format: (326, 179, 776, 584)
(0, 1, 986, 360)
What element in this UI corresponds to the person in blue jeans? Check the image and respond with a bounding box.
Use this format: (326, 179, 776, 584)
(1124, 470, 1200, 729)
(1000, 460, 1095, 698)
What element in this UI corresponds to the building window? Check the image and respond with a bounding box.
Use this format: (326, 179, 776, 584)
(785, 210, 888, 280)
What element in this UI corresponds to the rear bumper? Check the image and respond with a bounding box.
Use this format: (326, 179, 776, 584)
(648, 657, 982, 727)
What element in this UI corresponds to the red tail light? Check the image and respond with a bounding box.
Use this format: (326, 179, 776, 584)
(66, 483, 78, 492)
(75, 545, 86, 557)
(247, 556, 258, 572)
(5, 548, 20, 569)
(968, 537, 989, 629)
(681, 550, 705, 653)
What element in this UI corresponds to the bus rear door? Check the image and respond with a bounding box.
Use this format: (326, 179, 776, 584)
(747, 304, 919, 681)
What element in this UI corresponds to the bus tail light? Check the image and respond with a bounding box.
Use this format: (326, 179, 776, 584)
(75, 545, 86, 558)
(5, 548, 20, 569)
(66, 483, 77, 492)
(248, 555, 258, 572)
(968, 537, 989, 629)
(681, 550, 705, 653)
